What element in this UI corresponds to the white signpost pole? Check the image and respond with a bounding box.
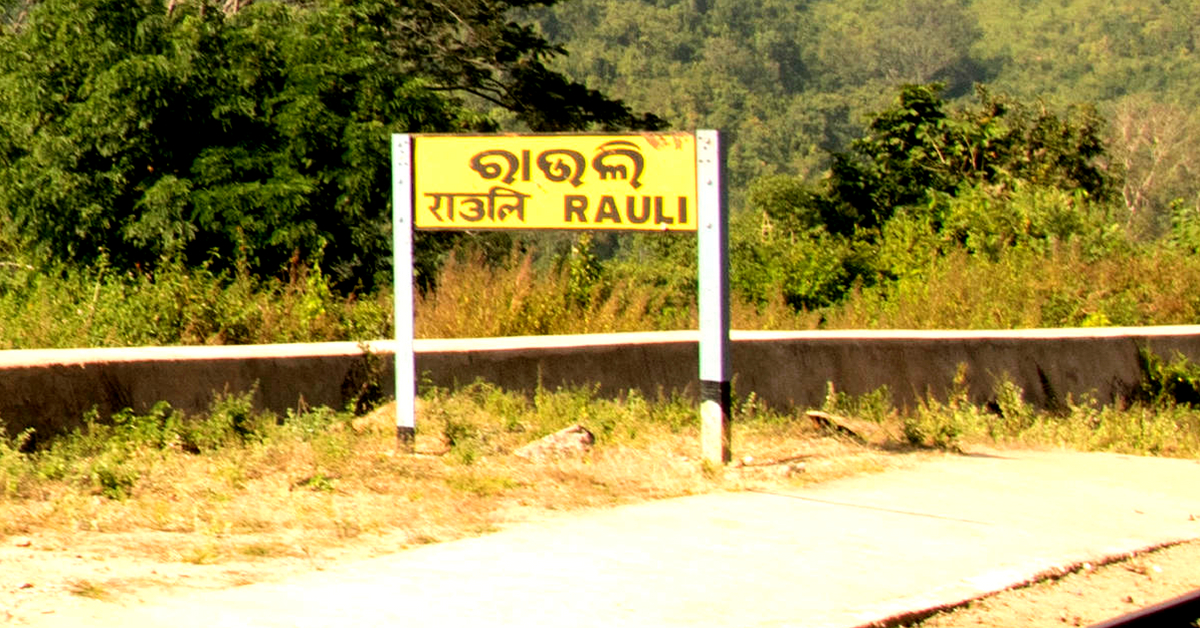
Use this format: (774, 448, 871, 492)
(697, 130, 731, 464)
(392, 134, 416, 450)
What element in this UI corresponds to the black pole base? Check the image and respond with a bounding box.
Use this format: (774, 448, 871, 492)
(396, 425, 415, 452)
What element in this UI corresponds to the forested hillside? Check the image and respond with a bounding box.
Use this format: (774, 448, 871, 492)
(414, 0, 1200, 334)
(532, 0, 1200, 220)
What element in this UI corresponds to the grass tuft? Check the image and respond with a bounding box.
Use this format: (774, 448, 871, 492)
(67, 579, 109, 600)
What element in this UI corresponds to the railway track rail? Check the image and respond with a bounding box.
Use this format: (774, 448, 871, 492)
(1090, 588, 1200, 627)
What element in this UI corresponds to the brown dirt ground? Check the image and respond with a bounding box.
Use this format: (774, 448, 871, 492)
(0, 526, 425, 624)
(5, 513, 1199, 627)
(1, 450, 1197, 627)
(907, 539, 1200, 628)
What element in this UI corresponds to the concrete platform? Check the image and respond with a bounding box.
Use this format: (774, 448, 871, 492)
(34, 449, 1200, 628)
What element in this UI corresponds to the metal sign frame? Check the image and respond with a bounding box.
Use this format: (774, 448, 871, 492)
(392, 131, 730, 462)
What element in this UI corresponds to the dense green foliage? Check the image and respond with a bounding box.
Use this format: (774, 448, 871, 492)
(514, 0, 1200, 323)
(819, 84, 1114, 236)
(722, 84, 1123, 311)
(0, 0, 658, 288)
(0, 0, 451, 285)
(0, 257, 389, 348)
(533, 0, 1200, 216)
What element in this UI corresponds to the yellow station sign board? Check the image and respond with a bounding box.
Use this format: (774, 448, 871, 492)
(412, 133, 697, 231)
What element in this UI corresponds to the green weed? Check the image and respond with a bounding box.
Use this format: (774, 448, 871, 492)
(0, 257, 390, 349)
(180, 544, 224, 565)
(67, 580, 110, 600)
(824, 355, 1200, 458)
(238, 543, 289, 558)
(0, 427, 33, 499)
(1132, 348, 1200, 406)
(444, 472, 519, 497)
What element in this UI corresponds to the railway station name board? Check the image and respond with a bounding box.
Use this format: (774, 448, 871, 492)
(412, 133, 697, 231)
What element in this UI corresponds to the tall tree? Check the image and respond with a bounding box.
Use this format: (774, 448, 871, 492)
(813, 84, 1116, 237)
(1107, 94, 1200, 225)
(807, 0, 984, 94)
(0, 0, 661, 286)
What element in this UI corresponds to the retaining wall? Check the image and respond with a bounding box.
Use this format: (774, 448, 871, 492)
(4, 327, 1200, 438)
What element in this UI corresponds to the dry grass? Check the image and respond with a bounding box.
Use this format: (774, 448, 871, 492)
(2, 375, 1195, 571)
(415, 250, 698, 337)
(825, 244, 1200, 330)
(2, 376, 1195, 617)
(10, 370, 1192, 605)
(415, 248, 825, 338)
(0, 386, 917, 573)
